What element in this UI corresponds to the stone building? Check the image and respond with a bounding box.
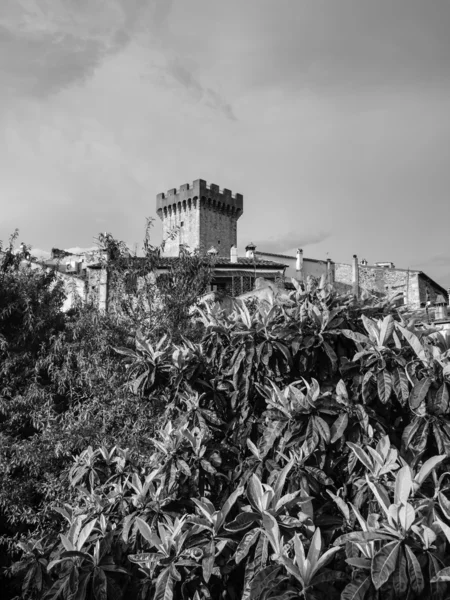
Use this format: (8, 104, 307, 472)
(155, 179, 286, 296)
(256, 249, 448, 309)
(157, 179, 243, 257)
(28, 176, 448, 314)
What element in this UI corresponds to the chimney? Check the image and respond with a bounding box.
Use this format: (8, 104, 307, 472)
(352, 254, 359, 299)
(435, 295, 448, 320)
(245, 242, 256, 259)
(230, 245, 238, 263)
(327, 258, 334, 284)
(296, 248, 304, 281)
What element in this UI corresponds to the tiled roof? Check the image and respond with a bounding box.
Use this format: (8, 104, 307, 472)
(82, 255, 287, 270)
(129, 256, 287, 269)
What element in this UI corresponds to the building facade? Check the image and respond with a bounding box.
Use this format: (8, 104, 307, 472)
(29, 176, 448, 315)
(156, 179, 244, 257)
(256, 249, 448, 309)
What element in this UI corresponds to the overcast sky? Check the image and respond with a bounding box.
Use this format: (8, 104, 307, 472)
(1, 0, 449, 284)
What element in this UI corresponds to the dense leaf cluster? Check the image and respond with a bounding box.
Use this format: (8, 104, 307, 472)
(2, 234, 450, 599)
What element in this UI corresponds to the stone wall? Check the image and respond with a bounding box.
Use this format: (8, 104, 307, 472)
(332, 263, 449, 308)
(334, 262, 415, 303)
(199, 198, 238, 254)
(157, 179, 243, 256)
(418, 274, 447, 306)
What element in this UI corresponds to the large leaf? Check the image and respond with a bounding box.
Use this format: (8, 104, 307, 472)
(216, 486, 243, 530)
(154, 566, 175, 600)
(398, 503, 415, 532)
(136, 518, 158, 546)
(409, 377, 431, 410)
(323, 341, 338, 372)
(404, 545, 424, 594)
(261, 512, 282, 556)
(377, 370, 392, 404)
(371, 541, 400, 589)
(429, 383, 449, 415)
(394, 465, 412, 505)
(341, 330, 372, 345)
(431, 567, 450, 582)
(92, 567, 107, 600)
(226, 512, 260, 532)
(392, 546, 407, 596)
(362, 315, 380, 343)
(302, 421, 320, 457)
(202, 540, 215, 583)
(313, 415, 330, 444)
(379, 315, 395, 347)
(327, 490, 350, 522)
(392, 367, 410, 405)
(330, 412, 349, 443)
(341, 574, 372, 600)
(414, 454, 445, 488)
(249, 565, 282, 600)
(273, 458, 295, 507)
(334, 531, 396, 546)
(77, 519, 97, 552)
(347, 443, 373, 471)
(396, 324, 429, 366)
(259, 420, 287, 458)
(247, 475, 265, 513)
(235, 529, 260, 564)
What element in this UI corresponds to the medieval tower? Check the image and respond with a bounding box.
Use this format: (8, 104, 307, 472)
(156, 179, 244, 256)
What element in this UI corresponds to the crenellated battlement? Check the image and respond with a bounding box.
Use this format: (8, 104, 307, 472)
(156, 178, 243, 256)
(157, 178, 243, 218)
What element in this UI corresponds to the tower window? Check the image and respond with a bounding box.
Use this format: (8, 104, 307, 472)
(180, 221, 184, 227)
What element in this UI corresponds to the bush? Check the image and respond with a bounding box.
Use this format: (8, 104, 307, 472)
(5, 274, 450, 599)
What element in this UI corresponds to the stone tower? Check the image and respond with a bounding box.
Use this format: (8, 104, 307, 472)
(156, 179, 244, 256)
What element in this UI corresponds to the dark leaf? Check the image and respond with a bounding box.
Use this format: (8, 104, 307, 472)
(340, 574, 372, 600)
(404, 545, 424, 594)
(226, 512, 260, 532)
(249, 565, 282, 600)
(429, 383, 449, 416)
(330, 413, 349, 443)
(235, 529, 260, 564)
(392, 546, 407, 596)
(371, 541, 400, 590)
(409, 377, 431, 410)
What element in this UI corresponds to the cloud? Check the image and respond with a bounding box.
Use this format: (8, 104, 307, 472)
(162, 58, 236, 120)
(253, 230, 330, 255)
(0, 0, 172, 99)
(167, 1, 450, 98)
(0, 0, 235, 118)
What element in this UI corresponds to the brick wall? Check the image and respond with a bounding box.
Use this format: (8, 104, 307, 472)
(199, 199, 238, 254)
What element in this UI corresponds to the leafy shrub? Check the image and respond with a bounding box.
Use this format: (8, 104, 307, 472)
(4, 259, 450, 599)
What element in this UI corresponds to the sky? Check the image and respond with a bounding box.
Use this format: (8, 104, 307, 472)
(1, 0, 449, 285)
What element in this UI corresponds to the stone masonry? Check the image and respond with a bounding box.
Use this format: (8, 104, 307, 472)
(256, 249, 448, 310)
(156, 179, 243, 256)
(334, 262, 446, 308)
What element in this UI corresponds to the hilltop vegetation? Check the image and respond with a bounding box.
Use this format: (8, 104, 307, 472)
(1, 231, 450, 599)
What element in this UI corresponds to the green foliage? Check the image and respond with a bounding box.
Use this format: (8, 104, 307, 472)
(3, 235, 450, 599)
